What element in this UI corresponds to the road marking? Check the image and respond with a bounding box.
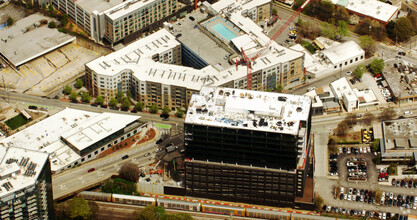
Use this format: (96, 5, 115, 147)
(60, 184, 67, 189)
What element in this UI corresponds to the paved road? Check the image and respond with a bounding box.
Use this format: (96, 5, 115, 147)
(0, 91, 185, 126)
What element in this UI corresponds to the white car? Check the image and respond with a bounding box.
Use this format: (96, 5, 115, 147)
(405, 111, 413, 115)
(348, 195, 352, 201)
(307, 87, 316, 92)
(363, 147, 367, 153)
(346, 71, 352, 76)
(344, 194, 347, 200)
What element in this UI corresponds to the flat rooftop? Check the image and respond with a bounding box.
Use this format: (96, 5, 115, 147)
(321, 41, 364, 65)
(75, 0, 125, 15)
(0, 13, 75, 67)
(185, 87, 311, 136)
(381, 118, 417, 158)
(0, 147, 49, 198)
(345, 0, 398, 23)
(61, 113, 141, 152)
(104, 0, 163, 20)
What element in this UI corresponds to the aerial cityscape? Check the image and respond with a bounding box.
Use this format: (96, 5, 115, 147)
(0, 0, 417, 219)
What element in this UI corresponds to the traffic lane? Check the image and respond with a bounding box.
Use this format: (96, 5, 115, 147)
(53, 141, 159, 185)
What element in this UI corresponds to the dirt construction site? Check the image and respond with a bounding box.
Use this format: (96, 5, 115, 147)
(0, 4, 112, 96)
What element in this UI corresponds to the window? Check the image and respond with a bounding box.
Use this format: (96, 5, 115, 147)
(114, 140, 118, 144)
(101, 147, 105, 151)
(88, 155, 91, 159)
(74, 162, 78, 165)
(81, 158, 85, 162)
(345, 61, 347, 65)
(361, 55, 364, 59)
(334, 65, 337, 69)
(355, 57, 358, 61)
(95, 151, 98, 155)
(121, 137, 125, 141)
(339, 64, 342, 67)
(67, 165, 71, 168)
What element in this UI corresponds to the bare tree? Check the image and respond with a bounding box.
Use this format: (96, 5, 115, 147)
(119, 162, 140, 182)
(362, 112, 375, 125)
(335, 120, 349, 137)
(345, 113, 358, 127)
(379, 108, 396, 121)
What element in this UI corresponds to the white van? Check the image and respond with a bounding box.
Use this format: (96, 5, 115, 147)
(404, 111, 413, 115)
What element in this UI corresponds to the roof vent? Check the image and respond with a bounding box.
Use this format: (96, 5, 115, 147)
(296, 107, 302, 112)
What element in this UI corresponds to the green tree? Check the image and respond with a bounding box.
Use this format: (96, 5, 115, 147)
(95, 95, 104, 106)
(137, 206, 158, 219)
(335, 20, 350, 40)
(69, 197, 91, 220)
(386, 20, 396, 39)
(334, 6, 349, 22)
(314, 194, 324, 212)
(116, 91, 125, 103)
(175, 108, 184, 118)
(380, 108, 396, 121)
(359, 35, 376, 57)
(48, 21, 56, 28)
(362, 112, 375, 125)
(102, 178, 137, 195)
(61, 14, 69, 27)
(162, 106, 171, 115)
(375, 189, 383, 203)
(150, 103, 158, 114)
(317, 0, 335, 22)
(408, 14, 417, 31)
(6, 17, 13, 26)
(119, 162, 140, 182)
(272, 8, 278, 16)
(69, 92, 78, 102)
(126, 90, 133, 98)
(320, 22, 337, 40)
(109, 98, 118, 107)
(276, 84, 284, 93)
(387, 163, 398, 175)
(394, 17, 415, 42)
(48, 4, 56, 17)
(353, 65, 366, 79)
(135, 102, 145, 112)
(122, 97, 131, 109)
(63, 85, 72, 95)
(369, 59, 385, 75)
(371, 139, 380, 152)
(81, 93, 91, 103)
(170, 213, 193, 220)
(154, 206, 166, 219)
(74, 78, 84, 89)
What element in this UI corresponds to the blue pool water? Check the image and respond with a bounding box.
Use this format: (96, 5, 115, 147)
(211, 23, 237, 41)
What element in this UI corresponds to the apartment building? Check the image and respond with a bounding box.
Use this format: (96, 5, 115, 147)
(184, 87, 313, 208)
(52, 0, 189, 44)
(0, 148, 54, 219)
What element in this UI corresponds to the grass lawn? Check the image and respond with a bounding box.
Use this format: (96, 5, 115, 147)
(155, 123, 171, 129)
(330, 131, 361, 143)
(5, 114, 29, 130)
(300, 40, 317, 54)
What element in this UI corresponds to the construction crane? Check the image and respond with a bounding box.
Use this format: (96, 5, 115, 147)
(241, 0, 311, 90)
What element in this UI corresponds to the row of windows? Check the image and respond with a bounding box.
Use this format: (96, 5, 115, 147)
(333, 55, 364, 69)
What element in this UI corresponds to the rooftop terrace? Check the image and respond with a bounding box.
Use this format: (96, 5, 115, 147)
(185, 87, 311, 136)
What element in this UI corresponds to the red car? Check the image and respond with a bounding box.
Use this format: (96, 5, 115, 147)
(88, 168, 95, 173)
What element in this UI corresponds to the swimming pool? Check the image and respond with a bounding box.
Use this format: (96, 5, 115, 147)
(211, 23, 237, 41)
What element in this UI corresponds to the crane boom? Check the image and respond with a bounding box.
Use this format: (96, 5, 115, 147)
(244, 0, 311, 89)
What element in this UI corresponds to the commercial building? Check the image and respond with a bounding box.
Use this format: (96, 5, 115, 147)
(0, 14, 75, 68)
(52, 0, 191, 44)
(85, 0, 305, 110)
(0, 147, 54, 219)
(330, 77, 378, 112)
(379, 118, 417, 162)
(321, 41, 365, 71)
(0, 108, 145, 173)
(184, 87, 313, 208)
(330, 0, 399, 24)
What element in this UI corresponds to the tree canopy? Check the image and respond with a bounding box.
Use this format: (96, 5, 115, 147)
(64, 85, 72, 95)
(135, 102, 145, 112)
(362, 112, 375, 125)
(122, 97, 131, 109)
(135, 206, 192, 220)
(69, 92, 78, 102)
(119, 162, 140, 182)
(369, 59, 385, 75)
(102, 178, 137, 195)
(116, 91, 125, 103)
(81, 93, 91, 103)
(387, 163, 397, 175)
(69, 197, 91, 220)
(393, 17, 415, 42)
(95, 95, 104, 105)
(74, 78, 83, 89)
(335, 120, 349, 137)
(380, 108, 396, 121)
(109, 98, 118, 107)
(150, 103, 158, 114)
(162, 106, 171, 115)
(353, 65, 366, 79)
(359, 35, 376, 57)
(175, 108, 184, 118)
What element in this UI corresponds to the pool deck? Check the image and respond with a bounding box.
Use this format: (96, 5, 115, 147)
(201, 16, 242, 43)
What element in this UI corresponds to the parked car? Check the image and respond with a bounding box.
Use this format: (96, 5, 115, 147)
(122, 155, 129, 160)
(346, 71, 352, 76)
(88, 168, 95, 173)
(144, 153, 150, 157)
